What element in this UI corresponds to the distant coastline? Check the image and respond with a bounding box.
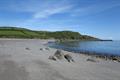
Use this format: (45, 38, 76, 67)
(100, 40, 113, 41)
(0, 26, 100, 41)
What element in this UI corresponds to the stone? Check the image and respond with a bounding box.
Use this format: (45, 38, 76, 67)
(54, 49, 64, 60)
(25, 47, 30, 50)
(48, 56, 56, 61)
(86, 57, 98, 62)
(45, 47, 50, 50)
(40, 48, 43, 51)
(64, 54, 74, 62)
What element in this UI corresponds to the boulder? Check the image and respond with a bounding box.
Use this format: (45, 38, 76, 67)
(86, 57, 99, 62)
(64, 54, 74, 62)
(25, 47, 30, 50)
(54, 49, 64, 60)
(40, 48, 44, 51)
(45, 47, 50, 50)
(48, 56, 56, 61)
(48, 49, 75, 62)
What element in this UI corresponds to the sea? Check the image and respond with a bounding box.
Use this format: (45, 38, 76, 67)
(48, 41, 120, 56)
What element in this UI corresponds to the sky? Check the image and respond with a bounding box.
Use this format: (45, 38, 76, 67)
(0, 0, 120, 40)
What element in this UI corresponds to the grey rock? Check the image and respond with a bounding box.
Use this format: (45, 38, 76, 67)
(48, 56, 56, 61)
(40, 48, 43, 51)
(25, 47, 30, 50)
(54, 50, 64, 60)
(86, 57, 98, 62)
(64, 54, 74, 62)
(45, 47, 50, 50)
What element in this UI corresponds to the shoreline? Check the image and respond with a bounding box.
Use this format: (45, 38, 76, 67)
(49, 47, 120, 62)
(47, 41, 120, 62)
(0, 38, 119, 62)
(50, 47, 120, 62)
(0, 39, 120, 80)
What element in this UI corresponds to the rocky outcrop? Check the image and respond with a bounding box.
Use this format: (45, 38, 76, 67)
(49, 49, 74, 62)
(54, 50, 64, 60)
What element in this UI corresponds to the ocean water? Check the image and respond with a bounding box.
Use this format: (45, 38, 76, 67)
(48, 41, 120, 56)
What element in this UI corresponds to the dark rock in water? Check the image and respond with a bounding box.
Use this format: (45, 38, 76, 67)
(48, 56, 56, 61)
(54, 49, 64, 60)
(64, 54, 74, 62)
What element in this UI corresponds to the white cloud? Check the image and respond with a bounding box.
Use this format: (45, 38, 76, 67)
(8, 0, 73, 19)
(33, 6, 72, 19)
(0, 0, 72, 12)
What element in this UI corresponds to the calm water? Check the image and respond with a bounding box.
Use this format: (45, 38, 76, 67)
(48, 41, 120, 56)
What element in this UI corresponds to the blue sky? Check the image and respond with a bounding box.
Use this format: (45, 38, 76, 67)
(0, 0, 120, 40)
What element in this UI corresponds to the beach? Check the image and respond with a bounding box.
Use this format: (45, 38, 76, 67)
(0, 39, 120, 80)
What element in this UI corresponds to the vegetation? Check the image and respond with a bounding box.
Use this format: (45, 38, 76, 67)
(0, 26, 100, 40)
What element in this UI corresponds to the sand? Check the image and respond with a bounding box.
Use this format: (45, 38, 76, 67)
(0, 39, 120, 80)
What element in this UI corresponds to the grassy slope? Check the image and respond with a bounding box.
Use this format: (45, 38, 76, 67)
(0, 27, 100, 40)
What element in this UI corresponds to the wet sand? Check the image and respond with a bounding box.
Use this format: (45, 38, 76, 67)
(0, 39, 120, 80)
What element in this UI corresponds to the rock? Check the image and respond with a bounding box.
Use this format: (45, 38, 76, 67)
(112, 57, 120, 62)
(25, 47, 30, 50)
(64, 54, 74, 62)
(86, 57, 98, 62)
(49, 49, 75, 63)
(48, 56, 56, 61)
(40, 48, 43, 51)
(54, 49, 64, 60)
(45, 47, 50, 50)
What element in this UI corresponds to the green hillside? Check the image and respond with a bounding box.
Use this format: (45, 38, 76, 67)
(0, 27, 100, 40)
